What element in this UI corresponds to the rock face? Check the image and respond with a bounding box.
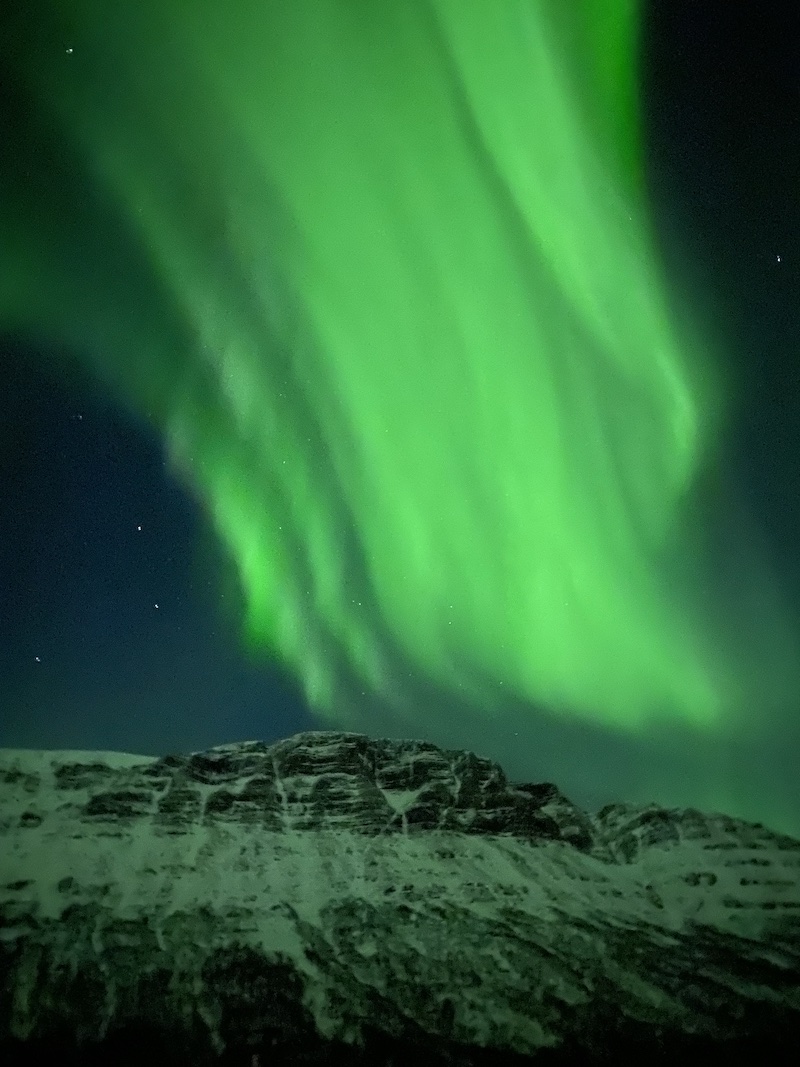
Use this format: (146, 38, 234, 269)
(1, 730, 799, 1065)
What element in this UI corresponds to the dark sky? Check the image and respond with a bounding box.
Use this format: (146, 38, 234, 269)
(643, 3, 800, 570)
(1, 345, 317, 753)
(1, 4, 798, 823)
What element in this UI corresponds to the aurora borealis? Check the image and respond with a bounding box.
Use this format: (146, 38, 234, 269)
(2, 3, 799, 832)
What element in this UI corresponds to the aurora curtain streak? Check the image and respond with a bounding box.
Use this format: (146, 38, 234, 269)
(3, 1, 796, 746)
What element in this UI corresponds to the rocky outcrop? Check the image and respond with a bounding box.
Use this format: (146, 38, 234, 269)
(1, 730, 799, 1064)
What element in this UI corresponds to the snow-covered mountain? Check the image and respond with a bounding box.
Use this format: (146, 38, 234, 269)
(1, 730, 799, 1064)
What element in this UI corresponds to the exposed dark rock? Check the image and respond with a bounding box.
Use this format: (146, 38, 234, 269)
(1, 730, 799, 1064)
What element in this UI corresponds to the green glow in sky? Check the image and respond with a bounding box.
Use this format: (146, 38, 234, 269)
(4, 0, 797, 759)
(162, 0, 726, 730)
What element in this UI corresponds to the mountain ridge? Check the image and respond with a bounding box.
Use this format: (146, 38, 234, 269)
(2, 729, 799, 1064)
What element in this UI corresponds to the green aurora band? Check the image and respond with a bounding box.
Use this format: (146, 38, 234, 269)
(3, 2, 799, 823)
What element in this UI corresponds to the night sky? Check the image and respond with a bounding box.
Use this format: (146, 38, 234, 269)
(2, 3, 799, 832)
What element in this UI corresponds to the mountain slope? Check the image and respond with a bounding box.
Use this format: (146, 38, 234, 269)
(1, 730, 799, 1064)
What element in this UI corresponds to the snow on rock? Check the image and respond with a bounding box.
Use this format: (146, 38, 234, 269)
(1, 730, 799, 1064)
